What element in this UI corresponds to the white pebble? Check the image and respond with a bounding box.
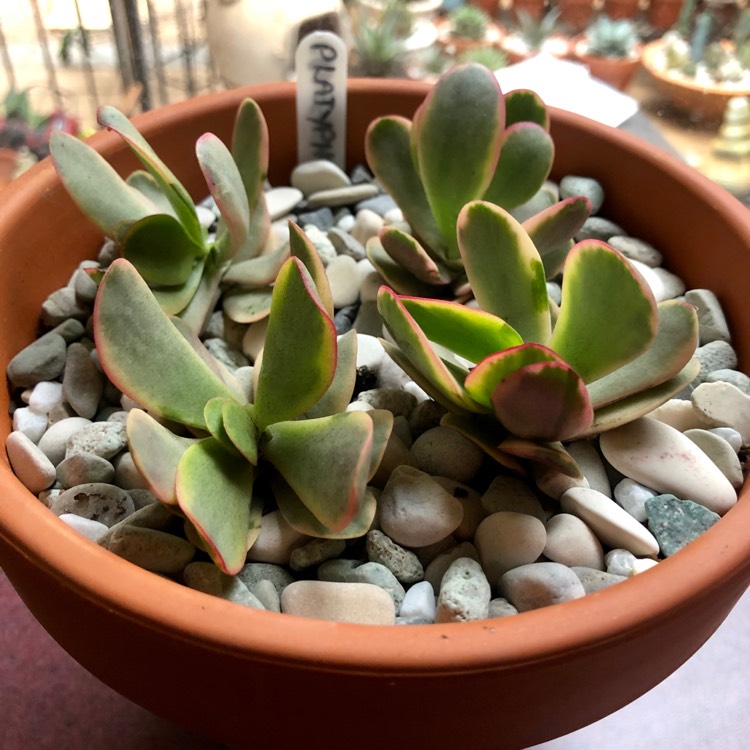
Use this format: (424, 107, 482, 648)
(245, 510, 309, 565)
(28, 380, 64, 413)
(613, 478, 656, 523)
(566, 440, 611, 497)
(691, 381, 750, 446)
(291, 160, 350, 196)
(399, 580, 436, 622)
(647, 399, 705, 431)
(325, 254, 360, 308)
(12, 407, 47, 443)
(265, 186, 303, 221)
(58, 512, 109, 543)
(280, 580, 395, 624)
(709, 426, 742, 452)
(435, 557, 490, 623)
(351, 208, 384, 246)
(632, 558, 660, 574)
(605, 548, 636, 577)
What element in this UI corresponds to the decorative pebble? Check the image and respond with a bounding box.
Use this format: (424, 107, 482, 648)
(6, 332, 67, 388)
(410, 426, 485, 484)
(291, 160, 351, 196)
(544, 513, 605, 570)
(49, 482, 135, 526)
(398, 580, 436, 622)
(237, 562, 295, 595)
(561, 486, 660, 556)
(685, 289, 731, 344)
(357, 387, 416, 417)
(423, 541, 480, 590)
(433, 477, 485, 540)
(480, 474, 547, 521)
(297, 206, 335, 231)
(325, 254, 361, 308)
(571, 567, 628, 594)
(607, 236, 663, 267)
(28, 380, 64, 414)
(265, 186, 303, 220)
(647, 398, 705, 431)
(708, 426, 743, 452)
(500, 562, 586, 612)
(683, 428, 744, 489)
(12, 407, 47, 443)
(379, 466, 464, 547)
(106, 525, 196, 573)
(366, 529, 424, 584)
(694, 340, 738, 383)
(280, 580, 396, 624)
(435, 557, 491, 623)
(575, 216, 625, 242)
(56, 452, 115, 488)
(613, 478, 656, 523)
(559, 175, 604, 214)
(62, 342, 103, 419)
(112, 451, 150, 490)
(41, 288, 90, 326)
(546, 281, 562, 306)
(184, 562, 265, 609)
(488, 598, 519, 618)
(317, 558, 363, 582)
(599, 417, 737, 515)
(350, 208, 384, 246)
(65, 420, 128, 461)
(303, 225, 337, 265)
(632, 557, 660, 574)
(327, 226, 366, 261)
(355, 194, 398, 217)
(245, 509, 309, 565)
(691, 381, 750, 446)
(605, 548, 637, 577)
(565, 440, 611, 497)
(5, 430, 57, 493)
(289, 538, 347, 571)
(58, 513, 109, 543)
(475, 511, 547, 582)
(345, 561, 406, 611)
(645, 494, 721, 557)
(250, 579, 281, 612)
(533, 465, 589, 501)
(306, 184, 379, 209)
(704, 368, 750, 396)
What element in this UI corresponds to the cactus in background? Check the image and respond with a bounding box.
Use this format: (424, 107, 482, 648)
(584, 15, 639, 58)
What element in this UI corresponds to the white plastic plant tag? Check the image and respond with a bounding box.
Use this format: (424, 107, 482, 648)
(295, 31, 348, 169)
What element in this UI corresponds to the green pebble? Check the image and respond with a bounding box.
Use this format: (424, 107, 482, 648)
(645, 494, 720, 557)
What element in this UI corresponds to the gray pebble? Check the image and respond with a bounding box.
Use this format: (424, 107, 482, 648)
(576, 217, 626, 242)
(127, 488, 160, 510)
(410, 425, 485, 484)
(546, 281, 562, 306)
(352, 300, 383, 336)
(333, 303, 359, 334)
(6, 332, 67, 388)
(355, 194, 398, 216)
(509, 185, 557, 223)
(499, 562, 587, 612)
(685, 289, 731, 345)
(203, 338, 250, 371)
(291, 160, 350, 196)
(50, 482, 135, 527)
(297, 206, 335, 231)
(303, 225, 338, 265)
(317, 558, 363, 582)
(327, 226, 366, 261)
(51, 318, 87, 344)
(424, 541, 480, 591)
(106, 525, 196, 573)
(184, 562, 265, 609)
(56, 452, 115, 488)
(306, 184, 379, 209)
(289, 538, 347, 571)
(62, 342, 104, 419)
(72, 266, 99, 302)
(112, 451, 149, 490)
(107, 501, 174, 532)
(250, 579, 281, 612)
(694, 340, 738, 383)
(366, 529, 424, 584)
(436, 557, 491, 623)
(41, 288, 91, 326)
(705, 368, 750, 396)
(408, 399, 448, 437)
(605, 548, 637, 577)
(345, 561, 406, 611)
(488, 597, 519, 618)
(559, 175, 604, 214)
(349, 164, 374, 184)
(237, 562, 295, 595)
(607, 236, 663, 267)
(357, 388, 417, 417)
(65, 420, 128, 460)
(571, 566, 628, 593)
(645, 494, 721, 557)
(683, 428, 744, 489)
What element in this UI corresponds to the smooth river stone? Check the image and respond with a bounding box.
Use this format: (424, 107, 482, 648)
(474, 512, 547, 582)
(683, 428, 744, 490)
(691, 381, 750, 446)
(599, 416, 737, 515)
(561, 487, 660, 557)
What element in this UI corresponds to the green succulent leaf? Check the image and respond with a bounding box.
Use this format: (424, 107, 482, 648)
(196, 133, 250, 259)
(126, 170, 178, 218)
(222, 401, 259, 465)
(264, 411, 374, 531)
(377, 287, 480, 412)
(94, 259, 237, 429)
(304, 329, 358, 419)
(366, 238, 448, 297)
(50, 131, 156, 241)
(365, 115, 447, 259)
(550, 241, 657, 383)
(231, 98, 269, 211)
(176, 437, 255, 575)
(379, 227, 452, 285)
(254, 258, 337, 429)
(273, 477, 377, 538)
(289, 221, 334, 317)
(365, 409, 394, 480)
(97, 105, 203, 246)
(204, 397, 239, 454)
(440, 412, 524, 474)
(482, 122, 554, 210)
(523, 195, 591, 276)
(465, 343, 565, 406)
(222, 287, 274, 323)
(120, 213, 205, 286)
(126, 409, 198, 505)
(412, 63, 504, 258)
(504, 89, 549, 129)
(458, 201, 551, 343)
(222, 243, 291, 287)
(400, 296, 523, 365)
(583, 358, 701, 437)
(152, 259, 207, 316)
(499, 438, 582, 478)
(587, 299, 699, 409)
(490, 360, 594, 442)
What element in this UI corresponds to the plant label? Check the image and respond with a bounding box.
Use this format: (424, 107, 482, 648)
(295, 31, 348, 169)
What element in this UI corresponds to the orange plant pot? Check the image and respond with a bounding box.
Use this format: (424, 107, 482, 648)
(573, 40, 643, 91)
(1, 79, 750, 750)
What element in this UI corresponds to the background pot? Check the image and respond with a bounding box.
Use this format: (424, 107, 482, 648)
(646, 0, 684, 31)
(572, 39, 642, 90)
(556, 0, 596, 33)
(1, 79, 750, 750)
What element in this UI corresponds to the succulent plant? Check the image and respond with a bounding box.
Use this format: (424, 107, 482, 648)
(515, 8, 560, 53)
(377, 201, 700, 478)
(365, 63, 590, 299)
(448, 5, 491, 40)
(584, 15, 639, 59)
(49, 100, 272, 334)
(94, 226, 391, 574)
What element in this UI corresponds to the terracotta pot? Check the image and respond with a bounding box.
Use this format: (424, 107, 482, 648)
(641, 38, 750, 121)
(511, 0, 547, 22)
(572, 39, 643, 91)
(555, 0, 596, 33)
(603, 0, 641, 20)
(1, 79, 750, 750)
(646, 0, 684, 30)
(436, 18, 504, 55)
(0, 147, 19, 190)
(467, 0, 499, 16)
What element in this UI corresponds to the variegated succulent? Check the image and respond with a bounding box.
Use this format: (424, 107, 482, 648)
(94, 226, 391, 575)
(50, 100, 279, 334)
(378, 200, 700, 478)
(364, 63, 591, 299)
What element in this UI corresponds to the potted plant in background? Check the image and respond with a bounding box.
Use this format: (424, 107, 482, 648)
(646, 0, 685, 33)
(555, 0, 596, 34)
(642, 5, 750, 119)
(572, 14, 643, 90)
(501, 7, 571, 63)
(437, 3, 504, 55)
(1, 65, 750, 750)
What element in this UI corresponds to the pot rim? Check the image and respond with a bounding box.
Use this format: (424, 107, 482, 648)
(1, 78, 750, 676)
